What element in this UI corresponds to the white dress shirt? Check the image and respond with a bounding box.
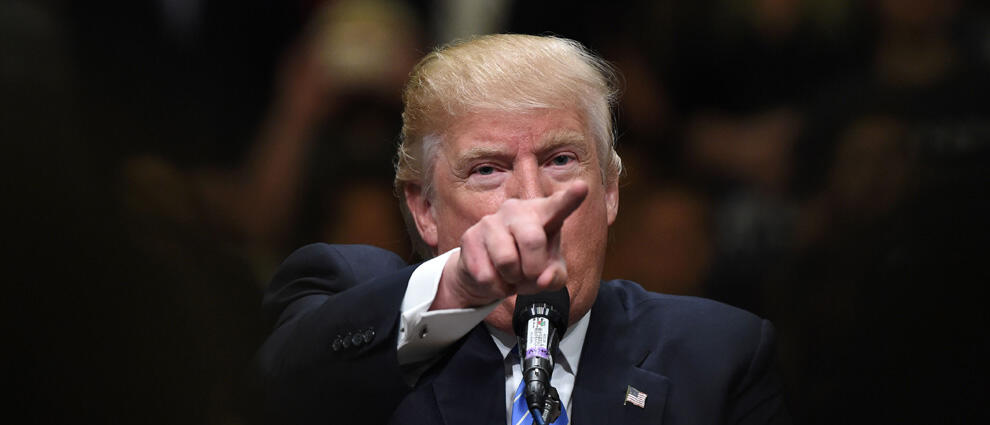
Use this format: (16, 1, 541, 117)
(396, 248, 589, 424)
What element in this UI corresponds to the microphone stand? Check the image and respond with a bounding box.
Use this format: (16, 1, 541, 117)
(535, 386, 562, 425)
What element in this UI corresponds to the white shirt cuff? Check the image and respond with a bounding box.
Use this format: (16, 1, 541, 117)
(396, 248, 501, 365)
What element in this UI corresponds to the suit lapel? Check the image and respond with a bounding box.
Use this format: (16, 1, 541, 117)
(572, 282, 670, 425)
(432, 325, 506, 425)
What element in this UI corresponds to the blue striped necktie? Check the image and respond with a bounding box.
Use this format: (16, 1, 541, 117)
(509, 378, 569, 425)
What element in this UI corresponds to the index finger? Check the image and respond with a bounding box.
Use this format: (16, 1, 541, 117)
(540, 180, 589, 234)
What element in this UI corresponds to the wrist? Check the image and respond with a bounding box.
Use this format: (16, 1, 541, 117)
(430, 250, 496, 310)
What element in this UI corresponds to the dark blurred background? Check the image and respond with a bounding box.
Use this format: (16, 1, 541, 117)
(4, 0, 988, 423)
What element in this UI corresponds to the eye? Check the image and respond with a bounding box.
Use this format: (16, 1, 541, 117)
(475, 165, 496, 175)
(549, 154, 574, 166)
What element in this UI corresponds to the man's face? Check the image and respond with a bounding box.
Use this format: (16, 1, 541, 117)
(411, 108, 618, 332)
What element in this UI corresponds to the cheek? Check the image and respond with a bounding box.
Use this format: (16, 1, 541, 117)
(559, 186, 611, 270)
(568, 188, 610, 233)
(434, 191, 505, 249)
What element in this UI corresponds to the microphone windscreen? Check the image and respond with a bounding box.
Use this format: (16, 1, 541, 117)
(512, 287, 570, 336)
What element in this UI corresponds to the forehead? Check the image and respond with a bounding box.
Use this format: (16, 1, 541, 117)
(443, 108, 592, 154)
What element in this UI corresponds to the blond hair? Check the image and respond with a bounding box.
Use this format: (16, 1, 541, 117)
(394, 34, 622, 257)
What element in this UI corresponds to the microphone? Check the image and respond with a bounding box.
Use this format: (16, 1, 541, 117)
(512, 287, 570, 420)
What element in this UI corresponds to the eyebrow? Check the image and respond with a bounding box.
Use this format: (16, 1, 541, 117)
(457, 130, 589, 161)
(539, 129, 589, 155)
(449, 129, 590, 176)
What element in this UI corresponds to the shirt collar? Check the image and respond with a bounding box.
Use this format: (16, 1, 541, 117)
(486, 309, 592, 376)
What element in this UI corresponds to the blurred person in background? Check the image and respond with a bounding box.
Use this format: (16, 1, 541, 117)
(123, 0, 422, 284)
(763, 1, 990, 422)
(13, 1, 424, 423)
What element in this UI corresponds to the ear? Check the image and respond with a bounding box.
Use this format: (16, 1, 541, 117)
(404, 183, 439, 249)
(605, 178, 619, 226)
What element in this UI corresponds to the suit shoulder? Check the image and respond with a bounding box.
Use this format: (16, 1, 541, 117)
(604, 280, 761, 321)
(263, 244, 409, 326)
(601, 280, 769, 349)
(597, 281, 786, 419)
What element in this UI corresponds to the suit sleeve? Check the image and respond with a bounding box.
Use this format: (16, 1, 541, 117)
(256, 243, 416, 424)
(727, 319, 792, 425)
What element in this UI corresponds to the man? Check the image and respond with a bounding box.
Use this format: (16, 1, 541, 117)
(258, 34, 789, 424)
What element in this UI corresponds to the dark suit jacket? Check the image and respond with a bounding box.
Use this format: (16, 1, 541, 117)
(257, 243, 789, 424)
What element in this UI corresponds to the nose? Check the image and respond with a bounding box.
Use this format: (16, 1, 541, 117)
(507, 159, 551, 200)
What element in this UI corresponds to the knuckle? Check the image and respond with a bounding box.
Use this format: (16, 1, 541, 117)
(475, 216, 494, 231)
(459, 250, 479, 276)
(517, 209, 540, 223)
(471, 265, 491, 283)
(491, 250, 517, 269)
(477, 269, 499, 286)
(516, 229, 547, 251)
(493, 260, 522, 283)
(461, 227, 485, 248)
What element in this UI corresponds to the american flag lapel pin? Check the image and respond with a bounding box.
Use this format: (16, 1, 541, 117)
(624, 385, 647, 408)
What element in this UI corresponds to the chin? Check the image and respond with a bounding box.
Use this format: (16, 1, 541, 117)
(484, 283, 598, 335)
(484, 297, 518, 335)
